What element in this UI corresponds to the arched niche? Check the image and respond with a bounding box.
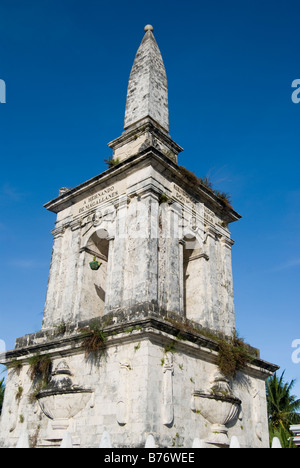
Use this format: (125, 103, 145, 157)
(81, 228, 110, 318)
(182, 233, 207, 323)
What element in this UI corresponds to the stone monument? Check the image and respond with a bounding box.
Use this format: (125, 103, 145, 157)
(0, 25, 278, 448)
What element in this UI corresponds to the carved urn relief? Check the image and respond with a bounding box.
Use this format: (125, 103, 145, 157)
(36, 361, 93, 436)
(192, 371, 241, 447)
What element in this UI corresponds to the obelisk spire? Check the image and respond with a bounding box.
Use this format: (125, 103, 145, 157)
(124, 25, 169, 133)
(108, 25, 182, 163)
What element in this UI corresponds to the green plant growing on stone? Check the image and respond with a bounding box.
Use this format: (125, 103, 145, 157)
(134, 342, 141, 352)
(104, 157, 120, 168)
(198, 176, 213, 190)
(178, 165, 233, 209)
(54, 320, 67, 336)
(164, 341, 176, 355)
(159, 193, 170, 204)
(213, 190, 232, 209)
(28, 354, 52, 385)
(172, 432, 180, 447)
(161, 341, 177, 368)
(176, 332, 185, 341)
(15, 386, 23, 402)
(6, 360, 23, 375)
(163, 315, 256, 378)
(80, 322, 107, 359)
(29, 382, 48, 404)
(216, 333, 253, 379)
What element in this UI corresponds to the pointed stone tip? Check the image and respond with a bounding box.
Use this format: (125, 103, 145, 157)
(144, 24, 154, 33)
(124, 23, 169, 132)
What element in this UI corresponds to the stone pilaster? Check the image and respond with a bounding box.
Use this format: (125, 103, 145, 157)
(204, 227, 221, 332)
(107, 196, 129, 310)
(220, 236, 236, 335)
(59, 220, 82, 324)
(42, 224, 66, 329)
(104, 236, 115, 314)
(165, 202, 182, 314)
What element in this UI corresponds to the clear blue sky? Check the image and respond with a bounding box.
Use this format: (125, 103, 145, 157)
(0, 0, 299, 397)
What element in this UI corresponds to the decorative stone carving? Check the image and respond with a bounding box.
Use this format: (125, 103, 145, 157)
(116, 360, 131, 426)
(192, 371, 241, 447)
(162, 353, 174, 426)
(36, 361, 93, 434)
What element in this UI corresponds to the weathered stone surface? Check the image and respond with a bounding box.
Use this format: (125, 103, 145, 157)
(60, 432, 73, 448)
(0, 316, 277, 448)
(0, 24, 278, 449)
(39, 156, 240, 336)
(124, 26, 169, 132)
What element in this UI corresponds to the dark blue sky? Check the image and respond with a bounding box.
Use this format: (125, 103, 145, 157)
(0, 0, 299, 395)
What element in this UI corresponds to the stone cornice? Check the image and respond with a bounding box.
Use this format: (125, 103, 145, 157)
(108, 117, 183, 156)
(1, 307, 279, 379)
(44, 148, 241, 225)
(51, 225, 66, 239)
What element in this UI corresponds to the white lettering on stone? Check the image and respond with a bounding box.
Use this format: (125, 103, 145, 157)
(78, 186, 119, 215)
